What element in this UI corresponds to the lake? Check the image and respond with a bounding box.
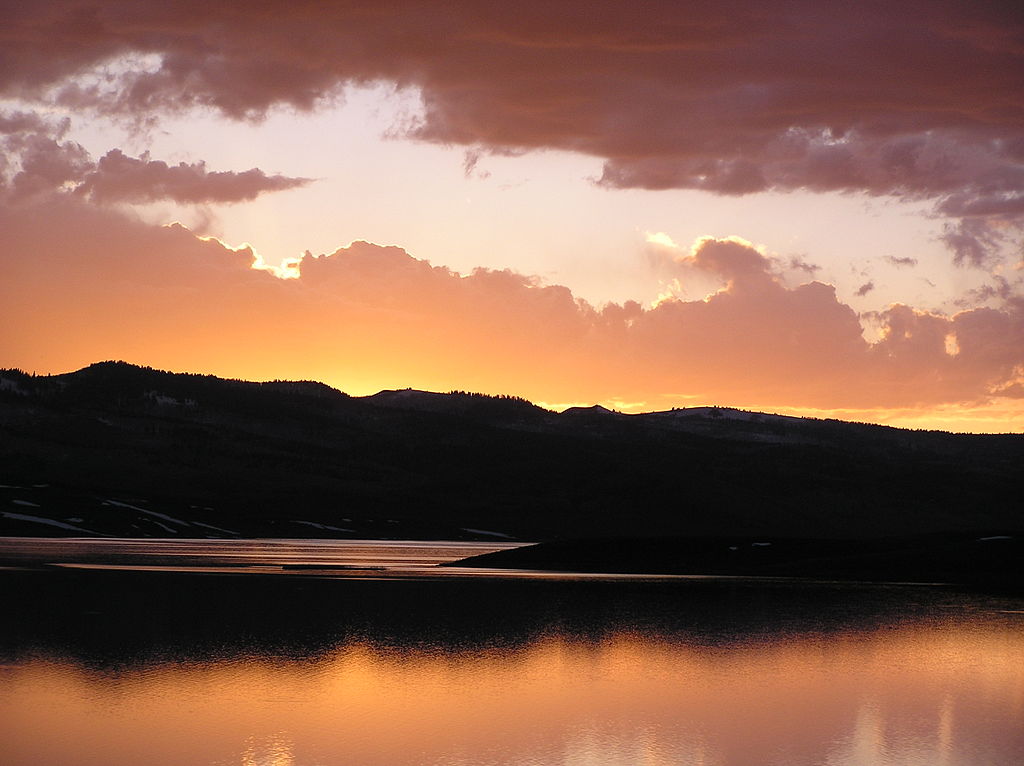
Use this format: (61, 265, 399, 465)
(1, 539, 1022, 765)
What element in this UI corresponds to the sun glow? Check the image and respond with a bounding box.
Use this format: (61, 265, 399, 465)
(2, 3, 1022, 432)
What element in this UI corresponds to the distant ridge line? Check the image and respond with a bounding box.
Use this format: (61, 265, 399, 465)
(1, 360, 1020, 436)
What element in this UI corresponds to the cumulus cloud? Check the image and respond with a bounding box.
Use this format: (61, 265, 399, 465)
(1, 1, 1022, 263)
(6, 133, 92, 201)
(2, 199, 1022, 415)
(1, 109, 310, 205)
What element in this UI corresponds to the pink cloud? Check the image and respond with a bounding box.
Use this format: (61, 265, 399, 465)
(884, 255, 918, 268)
(1, 111, 310, 204)
(7, 134, 92, 201)
(2, 2, 1022, 262)
(787, 256, 820, 275)
(78, 149, 311, 204)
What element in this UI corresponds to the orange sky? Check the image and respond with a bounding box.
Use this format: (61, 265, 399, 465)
(1, 1, 1022, 432)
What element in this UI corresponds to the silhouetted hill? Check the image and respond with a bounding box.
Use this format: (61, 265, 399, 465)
(1, 362, 1021, 542)
(366, 387, 546, 427)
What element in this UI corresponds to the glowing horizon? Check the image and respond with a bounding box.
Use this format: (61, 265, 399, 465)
(1, 2, 1022, 434)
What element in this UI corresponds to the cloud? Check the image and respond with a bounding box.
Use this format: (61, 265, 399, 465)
(77, 149, 311, 204)
(939, 218, 1010, 268)
(959, 274, 1021, 306)
(855, 281, 875, 297)
(0, 109, 68, 136)
(2, 2, 1022, 262)
(6, 133, 92, 201)
(2, 199, 1022, 416)
(994, 381, 1024, 398)
(1, 110, 310, 204)
(787, 256, 820, 275)
(884, 255, 918, 268)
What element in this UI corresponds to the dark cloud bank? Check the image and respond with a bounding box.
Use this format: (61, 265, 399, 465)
(2, 0, 1022, 263)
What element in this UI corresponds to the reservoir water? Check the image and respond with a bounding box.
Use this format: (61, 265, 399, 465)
(1, 539, 1022, 765)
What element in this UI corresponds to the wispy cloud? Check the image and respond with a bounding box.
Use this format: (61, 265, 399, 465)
(884, 255, 918, 268)
(1, 110, 310, 205)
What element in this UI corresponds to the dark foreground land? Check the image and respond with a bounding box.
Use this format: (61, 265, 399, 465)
(2, 362, 1022, 545)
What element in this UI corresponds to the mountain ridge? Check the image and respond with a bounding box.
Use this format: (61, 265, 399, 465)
(1, 361, 1021, 541)
(6, 360, 1013, 436)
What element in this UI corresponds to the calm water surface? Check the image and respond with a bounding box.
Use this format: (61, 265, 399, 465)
(0, 536, 528, 574)
(1, 540, 1022, 766)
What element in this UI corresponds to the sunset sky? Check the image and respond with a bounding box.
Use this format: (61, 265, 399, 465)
(1, 1, 1022, 431)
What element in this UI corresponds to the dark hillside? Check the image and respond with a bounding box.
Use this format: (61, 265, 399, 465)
(1, 362, 1021, 541)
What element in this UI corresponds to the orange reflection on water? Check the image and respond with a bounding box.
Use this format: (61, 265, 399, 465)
(2, 621, 1023, 766)
(239, 734, 295, 766)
